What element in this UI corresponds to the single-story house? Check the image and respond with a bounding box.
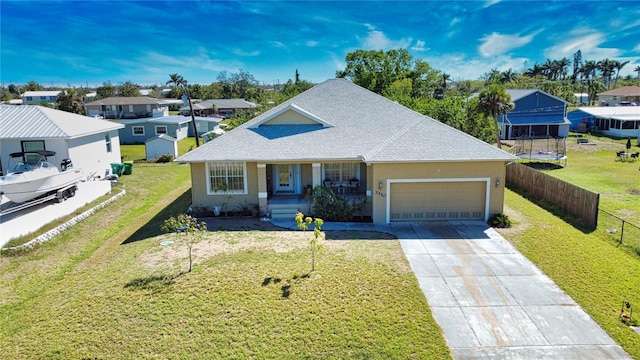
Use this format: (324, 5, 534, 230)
(597, 86, 640, 107)
(498, 89, 571, 140)
(22, 91, 61, 105)
(145, 134, 178, 161)
(568, 107, 640, 140)
(84, 97, 163, 119)
(117, 115, 220, 144)
(0, 105, 123, 178)
(176, 79, 516, 224)
(180, 98, 257, 118)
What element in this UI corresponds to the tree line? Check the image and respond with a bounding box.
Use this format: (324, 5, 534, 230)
(3, 48, 637, 148)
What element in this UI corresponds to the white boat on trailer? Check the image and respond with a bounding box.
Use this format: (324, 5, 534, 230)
(0, 150, 83, 204)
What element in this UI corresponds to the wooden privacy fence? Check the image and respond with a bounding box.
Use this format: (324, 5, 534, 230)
(505, 162, 599, 229)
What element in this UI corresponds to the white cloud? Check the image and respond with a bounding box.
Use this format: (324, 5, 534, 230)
(449, 17, 460, 27)
(478, 32, 536, 57)
(306, 40, 318, 47)
(271, 41, 286, 49)
(634, 43, 640, 52)
(423, 53, 528, 80)
(544, 29, 620, 60)
(411, 40, 428, 52)
(358, 24, 412, 50)
(483, 0, 501, 8)
(232, 48, 260, 57)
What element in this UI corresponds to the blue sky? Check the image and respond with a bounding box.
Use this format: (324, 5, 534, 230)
(2, 1, 639, 88)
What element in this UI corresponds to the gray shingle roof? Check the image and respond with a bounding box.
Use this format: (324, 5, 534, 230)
(180, 98, 257, 111)
(176, 79, 515, 163)
(0, 105, 123, 139)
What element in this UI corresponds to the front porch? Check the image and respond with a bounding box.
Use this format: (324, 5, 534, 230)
(266, 192, 369, 220)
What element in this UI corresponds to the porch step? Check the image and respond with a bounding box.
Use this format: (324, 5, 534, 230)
(268, 203, 302, 220)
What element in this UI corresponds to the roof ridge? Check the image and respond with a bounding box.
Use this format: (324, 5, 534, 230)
(362, 117, 423, 161)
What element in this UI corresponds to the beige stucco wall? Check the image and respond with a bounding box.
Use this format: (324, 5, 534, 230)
(262, 110, 318, 125)
(189, 160, 507, 223)
(190, 162, 260, 213)
(369, 161, 507, 223)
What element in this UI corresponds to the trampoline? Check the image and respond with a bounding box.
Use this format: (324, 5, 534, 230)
(514, 136, 568, 167)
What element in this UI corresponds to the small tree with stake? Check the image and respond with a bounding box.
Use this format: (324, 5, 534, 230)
(295, 212, 324, 272)
(161, 214, 207, 275)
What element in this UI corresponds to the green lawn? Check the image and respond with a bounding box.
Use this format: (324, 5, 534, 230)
(538, 135, 640, 218)
(0, 162, 451, 359)
(121, 137, 198, 162)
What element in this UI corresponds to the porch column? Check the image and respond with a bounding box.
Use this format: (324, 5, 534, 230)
(312, 163, 321, 187)
(257, 163, 268, 212)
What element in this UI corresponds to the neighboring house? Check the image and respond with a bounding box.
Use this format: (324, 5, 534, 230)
(498, 89, 571, 140)
(22, 91, 61, 105)
(145, 134, 178, 161)
(176, 79, 516, 224)
(597, 86, 640, 106)
(180, 98, 257, 118)
(117, 115, 220, 144)
(84, 97, 162, 119)
(0, 105, 123, 178)
(118, 116, 190, 144)
(567, 107, 640, 140)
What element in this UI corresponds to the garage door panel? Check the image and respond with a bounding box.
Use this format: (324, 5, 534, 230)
(390, 182, 485, 221)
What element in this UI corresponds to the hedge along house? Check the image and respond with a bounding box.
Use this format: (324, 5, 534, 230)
(176, 79, 516, 224)
(498, 89, 571, 140)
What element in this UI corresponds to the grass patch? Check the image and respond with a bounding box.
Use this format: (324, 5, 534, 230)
(121, 137, 199, 162)
(0, 162, 450, 359)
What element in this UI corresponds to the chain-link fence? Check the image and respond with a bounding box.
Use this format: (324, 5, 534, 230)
(598, 209, 640, 255)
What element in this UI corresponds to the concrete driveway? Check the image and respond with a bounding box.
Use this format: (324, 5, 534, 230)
(396, 221, 631, 359)
(0, 180, 112, 247)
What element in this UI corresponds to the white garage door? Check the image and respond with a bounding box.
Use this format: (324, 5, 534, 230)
(389, 181, 486, 221)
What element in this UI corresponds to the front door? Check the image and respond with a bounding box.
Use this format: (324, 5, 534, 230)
(274, 164, 294, 193)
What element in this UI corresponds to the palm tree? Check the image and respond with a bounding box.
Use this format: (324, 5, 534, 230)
(476, 84, 514, 149)
(499, 69, 518, 84)
(523, 64, 543, 78)
(557, 57, 571, 81)
(167, 73, 199, 147)
(613, 60, 629, 86)
(635, 66, 640, 79)
(597, 59, 616, 88)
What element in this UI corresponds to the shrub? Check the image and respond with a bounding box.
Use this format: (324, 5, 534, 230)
(488, 213, 512, 228)
(156, 154, 174, 163)
(311, 185, 367, 221)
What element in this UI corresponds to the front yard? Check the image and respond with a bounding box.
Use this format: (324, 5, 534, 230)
(0, 163, 451, 359)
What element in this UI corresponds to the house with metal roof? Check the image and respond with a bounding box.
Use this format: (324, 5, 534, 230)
(176, 79, 516, 224)
(596, 86, 640, 106)
(180, 98, 257, 118)
(567, 106, 640, 140)
(497, 89, 571, 140)
(22, 91, 62, 105)
(84, 96, 163, 119)
(117, 115, 222, 144)
(0, 105, 124, 178)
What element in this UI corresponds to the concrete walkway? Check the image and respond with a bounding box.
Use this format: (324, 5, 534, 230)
(272, 219, 631, 359)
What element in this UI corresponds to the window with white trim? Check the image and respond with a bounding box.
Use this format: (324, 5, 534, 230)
(133, 126, 145, 135)
(207, 162, 246, 194)
(323, 163, 359, 182)
(155, 126, 167, 135)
